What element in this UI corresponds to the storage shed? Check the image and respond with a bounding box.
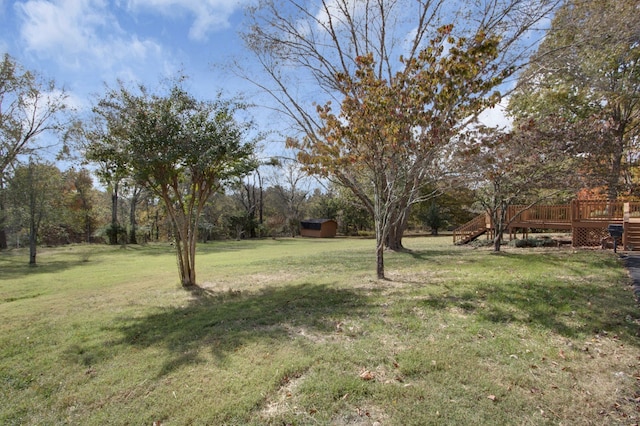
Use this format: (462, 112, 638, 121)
(300, 219, 338, 238)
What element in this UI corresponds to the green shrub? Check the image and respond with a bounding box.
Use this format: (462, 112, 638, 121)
(510, 237, 557, 248)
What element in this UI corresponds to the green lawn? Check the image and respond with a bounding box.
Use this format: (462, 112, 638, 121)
(1, 237, 639, 425)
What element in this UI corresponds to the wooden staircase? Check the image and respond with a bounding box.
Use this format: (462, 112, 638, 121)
(624, 219, 640, 251)
(452, 201, 640, 250)
(453, 214, 491, 245)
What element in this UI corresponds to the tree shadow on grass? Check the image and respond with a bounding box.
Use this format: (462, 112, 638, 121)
(0, 258, 86, 281)
(481, 279, 638, 341)
(422, 276, 639, 345)
(106, 283, 374, 377)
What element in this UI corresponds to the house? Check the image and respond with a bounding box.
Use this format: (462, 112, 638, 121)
(300, 219, 338, 238)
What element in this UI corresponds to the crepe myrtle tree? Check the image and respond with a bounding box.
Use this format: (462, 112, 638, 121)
(293, 27, 511, 279)
(90, 81, 256, 287)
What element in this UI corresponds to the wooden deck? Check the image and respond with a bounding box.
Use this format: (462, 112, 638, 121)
(453, 200, 640, 249)
(507, 204, 572, 231)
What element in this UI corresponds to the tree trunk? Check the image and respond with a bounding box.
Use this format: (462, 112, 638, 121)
(375, 216, 386, 279)
(0, 177, 7, 250)
(376, 239, 385, 280)
(129, 190, 138, 244)
(29, 228, 37, 265)
(0, 228, 7, 250)
(173, 214, 198, 288)
(154, 210, 160, 241)
(259, 178, 264, 225)
(385, 205, 409, 251)
(493, 231, 502, 252)
(29, 168, 37, 266)
(385, 223, 404, 251)
(607, 129, 625, 200)
(175, 233, 196, 287)
(491, 206, 508, 252)
(110, 181, 119, 245)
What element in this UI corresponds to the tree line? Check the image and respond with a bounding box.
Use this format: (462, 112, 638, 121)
(1, 0, 638, 284)
(1, 156, 465, 261)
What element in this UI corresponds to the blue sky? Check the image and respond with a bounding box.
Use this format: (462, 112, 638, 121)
(0, 0, 252, 115)
(0, 0, 513, 162)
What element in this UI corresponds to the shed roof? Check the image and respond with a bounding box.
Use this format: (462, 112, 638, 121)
(300, 219, 336, 224)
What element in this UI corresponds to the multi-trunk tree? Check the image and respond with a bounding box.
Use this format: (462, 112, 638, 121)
(299, 32, 510, 278)
(244, 0, 561, 278)
(89, 81, 256, 287)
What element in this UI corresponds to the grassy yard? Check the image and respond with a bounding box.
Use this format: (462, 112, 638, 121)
(1, 236, 639, 425)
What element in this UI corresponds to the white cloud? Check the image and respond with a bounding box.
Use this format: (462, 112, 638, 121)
(125, 0, 242, 41)
(477, 97, 513, 130)
(58, 88, 87, 111)
(315, 0, 366, 31)
(15, 0, 163, 69)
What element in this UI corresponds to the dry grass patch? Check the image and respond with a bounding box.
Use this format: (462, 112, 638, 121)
(258, 369, 309, 421)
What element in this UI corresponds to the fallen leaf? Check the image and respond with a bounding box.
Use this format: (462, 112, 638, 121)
(359, 370, 375, 381)
(487, 395, 497, 401)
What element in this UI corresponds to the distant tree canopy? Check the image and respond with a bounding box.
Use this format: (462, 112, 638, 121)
(510, 0, 640, 199)
(7, 160, 64, 265)
(0, 54, 68, 250)
(88, 81, 256, 287)
(9, 0, 640, 263)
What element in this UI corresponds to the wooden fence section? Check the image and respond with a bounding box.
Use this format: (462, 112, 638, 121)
(453, 200, 640, 249)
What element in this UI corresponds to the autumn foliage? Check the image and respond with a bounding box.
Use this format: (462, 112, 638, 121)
(290, 26, 512, 278)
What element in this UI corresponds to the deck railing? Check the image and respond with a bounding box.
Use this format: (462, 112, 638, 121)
(626, 202, 640, 219)
(507, 204, 571, 224)
(453, 200, 640, 247)
(572, 200, 625, 221)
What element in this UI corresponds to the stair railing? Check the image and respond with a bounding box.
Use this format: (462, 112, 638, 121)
(453, 213, 490, 245)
